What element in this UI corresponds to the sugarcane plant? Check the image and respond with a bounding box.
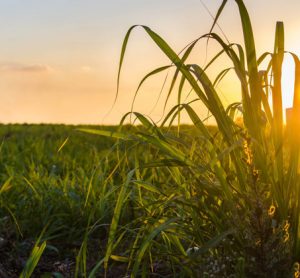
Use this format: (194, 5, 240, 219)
(82, 0, 300, 276)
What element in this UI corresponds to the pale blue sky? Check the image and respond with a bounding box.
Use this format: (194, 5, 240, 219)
(0, 0, 299, 124)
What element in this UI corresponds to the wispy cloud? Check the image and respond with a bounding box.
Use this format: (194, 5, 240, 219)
(81, 66, 92, 73)
(0, 62, 53, 73)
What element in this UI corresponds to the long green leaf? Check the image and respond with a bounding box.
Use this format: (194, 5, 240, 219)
(104, 170, 135, 272)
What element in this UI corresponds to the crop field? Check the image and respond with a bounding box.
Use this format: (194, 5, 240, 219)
(2, 0, 300, 277)
(0, 124, 221, 277)
(0, 124, 122, 276)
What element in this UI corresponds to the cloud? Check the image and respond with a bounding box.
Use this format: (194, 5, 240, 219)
(81, 66, 92, 73)
(0, 62, 53, 73)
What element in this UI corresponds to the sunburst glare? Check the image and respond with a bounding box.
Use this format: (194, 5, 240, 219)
(282, 55, 296, 111)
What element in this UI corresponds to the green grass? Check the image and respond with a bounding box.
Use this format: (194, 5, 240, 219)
(0, 124, 130, 276)
(0, 124, 209, 276)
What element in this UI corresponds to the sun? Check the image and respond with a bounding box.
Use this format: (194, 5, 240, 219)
(282, 55, 296, 111)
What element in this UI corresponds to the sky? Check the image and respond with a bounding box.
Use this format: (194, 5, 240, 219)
(0, 0, 300, 124)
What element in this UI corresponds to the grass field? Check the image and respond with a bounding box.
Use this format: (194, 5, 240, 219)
(0, 124, 123, 276)
(2, 0, 300, 277)
(0, 124, 222, 277)
(0, 121, 295, 277)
